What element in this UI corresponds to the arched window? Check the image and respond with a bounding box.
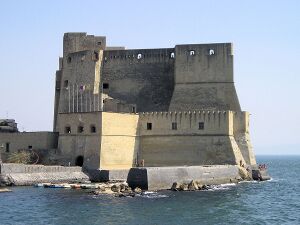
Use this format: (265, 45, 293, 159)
(209, 49, 215, 55)
(170, 52, 175, 58)
(137, 53, 142, 59)
(189, 50, 195, 56)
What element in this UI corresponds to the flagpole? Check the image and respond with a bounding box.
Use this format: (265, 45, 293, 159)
(68, 84, 70, 113)
(72, 84, 75, 113)
(76, 84, 78, 113)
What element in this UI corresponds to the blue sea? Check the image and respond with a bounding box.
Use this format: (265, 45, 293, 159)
(0, 156, 299, 225)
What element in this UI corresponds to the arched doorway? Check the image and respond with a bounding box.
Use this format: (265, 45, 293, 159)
(75, 155, 84, 167)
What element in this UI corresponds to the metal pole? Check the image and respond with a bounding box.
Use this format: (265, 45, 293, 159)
(68, 84, 70, 113)
(76, 84, 79, 113)
(72, 84, 75, 113)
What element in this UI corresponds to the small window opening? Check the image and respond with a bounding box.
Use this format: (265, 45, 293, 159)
(64, 80, 69, 88)
(5, 142, 10, 153)
(90, 125, 96, 133)
(67, 57, 72, 63)
(65, 126, 71, 134)
(199, 122, 204, 130)
(137, 53, 142, 59)
(190, 50, 195, 56)
(28, 145, 33, 150)
(147, 123, 152, 130)
(103, 83, 109, 89)
(97, 41, 102, 46)
(132, 106, 136, 113)
(75, 155, 84, 167)
(172, 122, 177, 130)
(209, 49, 215, 55)
(81, 55, 85, 61)
(170, 52, 175, 58)
(78, 126, 84, 133)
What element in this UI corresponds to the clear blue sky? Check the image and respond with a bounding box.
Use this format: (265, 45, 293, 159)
(0, 0, 299, 155)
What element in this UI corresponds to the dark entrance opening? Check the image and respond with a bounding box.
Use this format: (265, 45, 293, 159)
(75, 155, 84, 167)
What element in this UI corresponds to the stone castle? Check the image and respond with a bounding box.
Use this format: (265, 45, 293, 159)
(0, 33, 257, 175)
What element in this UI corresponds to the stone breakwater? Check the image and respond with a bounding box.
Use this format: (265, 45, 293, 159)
(1, 163, 258, 190)
(0, 163, 89, 186)
(33, 181, 143, 197)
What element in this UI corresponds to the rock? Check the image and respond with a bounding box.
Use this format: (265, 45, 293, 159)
(171, 182, 180, 191)
(195, 181, 204, 190)
(134, 187, 142, 193)
(179, 183, 188, 191)
(115, 192, 135, 198)
(119, 183, 128, 192)
(202, 185, 209, 190)
(188, 180, 198, 191)
(111, 184, 121, 193)
(125, 186, 132, 192)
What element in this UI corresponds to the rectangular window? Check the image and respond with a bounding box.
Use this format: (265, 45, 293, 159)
(90, 125, 96, 133)
(199, 122, 204, 130)
(5, 142, 10, 152)
(172, 122, 177, 130)
(103, 83, 109, 89)
(147, 123, 152, 130)
(28, 145, 32, 150)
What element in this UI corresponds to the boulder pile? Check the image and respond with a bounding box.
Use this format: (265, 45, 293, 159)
(170, 180, 210, 191)
(92, 182, 143, 197)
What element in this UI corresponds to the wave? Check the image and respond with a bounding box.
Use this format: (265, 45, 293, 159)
(140, 191, 169, 199)
(206, 183, 237, 191)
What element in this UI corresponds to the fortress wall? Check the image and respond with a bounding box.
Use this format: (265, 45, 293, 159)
(0, 132, 58, 162)
(233, 112, 257, 165)
(138, 111, 245, 166)
(139, 110, 232, 136)
(100, 112, 139, 170)
(101, 48, 175, 112)
(56, 112, 102, 169)
(169, 43, 241, 111)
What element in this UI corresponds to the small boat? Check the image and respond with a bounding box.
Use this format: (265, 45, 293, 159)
(80, 184, 97, 189)
(34, 183, 51, 188)
(70, 184, 81, 189)
(62, 184, 71, 188)
(49, 184, 65, 188)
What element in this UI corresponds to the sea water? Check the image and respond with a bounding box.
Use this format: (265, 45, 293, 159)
(0, 155, 299, 225)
